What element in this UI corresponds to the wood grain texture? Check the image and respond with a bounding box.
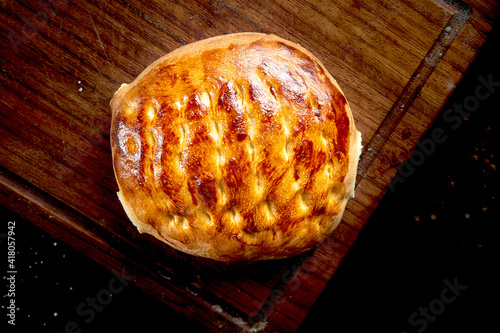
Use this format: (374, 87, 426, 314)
(0, 0, 498, 331)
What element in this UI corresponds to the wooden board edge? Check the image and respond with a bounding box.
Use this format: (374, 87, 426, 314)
(356, 5, 471, 183)
(0, 166, 252, 332)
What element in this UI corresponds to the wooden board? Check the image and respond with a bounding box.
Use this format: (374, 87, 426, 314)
(0, 0, 497, 331)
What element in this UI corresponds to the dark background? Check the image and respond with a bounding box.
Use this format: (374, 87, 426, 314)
(2, 17, 499, 333)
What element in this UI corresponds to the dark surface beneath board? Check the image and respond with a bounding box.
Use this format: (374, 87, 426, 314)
(2, 19, 499, 333)
(299, 20, 500, 333)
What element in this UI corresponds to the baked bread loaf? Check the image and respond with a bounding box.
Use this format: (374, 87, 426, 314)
(110, 33, 361, 261)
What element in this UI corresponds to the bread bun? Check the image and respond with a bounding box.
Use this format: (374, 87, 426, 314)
(110, 33, 361, 261)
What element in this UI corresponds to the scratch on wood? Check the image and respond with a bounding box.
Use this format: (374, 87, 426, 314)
(86, 7, 119, 82)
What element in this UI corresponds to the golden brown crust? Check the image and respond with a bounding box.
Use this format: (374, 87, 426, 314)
(110, 33, 361, 261)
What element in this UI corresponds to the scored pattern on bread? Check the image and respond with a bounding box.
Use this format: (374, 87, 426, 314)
(111, 33, 361, 261)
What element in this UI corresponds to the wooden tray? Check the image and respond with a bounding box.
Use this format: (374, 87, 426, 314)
(1, 0, 497, 331)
